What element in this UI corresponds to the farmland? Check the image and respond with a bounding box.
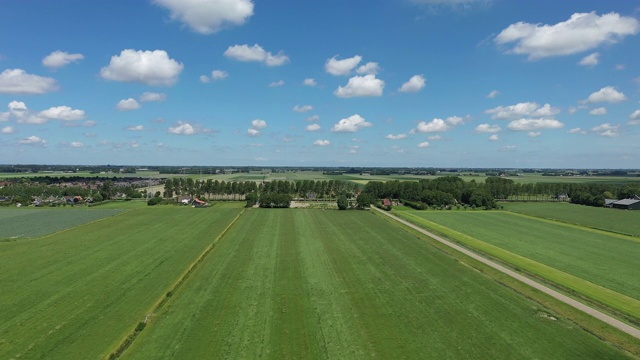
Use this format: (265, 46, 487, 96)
(394, 209, 640, 321)
(0, 204, 244, 359)
(123, 209, 628, 359)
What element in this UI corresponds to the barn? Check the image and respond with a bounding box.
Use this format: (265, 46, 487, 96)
(611, 198, 640, 210)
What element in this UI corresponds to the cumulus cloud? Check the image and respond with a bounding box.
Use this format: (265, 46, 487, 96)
(303, 78, 317, 87)
(591, 123, 619, 137)
(140, 92, 167, 102)
(489, 134, 499, 141)
(100, 49, 184, 86)
(153, 0, 254, 34)
(356, 62, 380, 75)
(1, 126, 16, 134)
(583, 86, 627, 103)
(306, 124, 320, 132)
(42, 50, 84, 69)
(313, 139, 330, 146)
(475, 124, 501, 133)
(528, 131, 541, 137)
(116, 98, 141, 111)
(629, 110, 640, 125)
(331, 114, 372, 133)
(325, 55, 362, 76)
(0, 69, 58, 94)
(507, 118, 564, 131)
(269, 80, 285, 87)
(127, 125, 145, 131)
(39, 106, 85, 121)
(293, 105, 313, 113)
(428, 135, 443, 141)
(168, 121, 197, 135)
(486, 90, 499, 99)
(398, 75, 426, 93)
(417, 141, 430, 148)
(589, 107, 607, 115)
(247, 118, 267, 136)
(485, 102, 560, 119)
(224, 44, 289, 66)
(18, 135, 46, 146)
(70, 141, 84, 148)
(579, 52, 600, 67)
(306, 115, 320, 122)
(568, 127, 588, 134)
(414, 116, 467, 133)
(334, 74, 384, 98)
(495, 12, 640, 60)
(385, 133, 407, 140)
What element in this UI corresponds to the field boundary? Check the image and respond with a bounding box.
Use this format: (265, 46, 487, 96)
(371, 207, 640, 342)
(106, 207, 247, 360)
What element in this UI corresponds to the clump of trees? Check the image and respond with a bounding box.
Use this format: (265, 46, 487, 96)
(258, 193, 293, 208)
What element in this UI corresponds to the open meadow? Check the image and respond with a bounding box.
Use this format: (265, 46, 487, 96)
(394, 208, 640, 322)
(123, 209, 629, 359)
(0, 203, 244, 359)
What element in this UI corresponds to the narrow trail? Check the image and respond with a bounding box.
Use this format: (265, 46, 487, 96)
(372, 207, 640, 341)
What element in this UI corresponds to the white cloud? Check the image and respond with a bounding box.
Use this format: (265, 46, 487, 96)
(398, 74, 426, 93)
(306, 115, 320, 122)
(428, 135, 443, 141)
(313, 139, 330, 146)
(507, 118, 564, 131)
(39, 106, 86, 121)
(269, 80, 285, 87)
(579, 52, 600, 67)
(127, 125, 145, 131)
(212, 70, 228, 80)
(495, 12, 640, 60)
(334, 74, 384, 98)
(100, 49, 184, 86)
(583, 86, 627, 103)
(303, 78, 317, 87)
(331, 114, 372, 133)
(70, 141, 84, 148)
(444, 115, 468, 126)
(83, 120, 97, 127)
(168, 121, 197, 135)
(499, 145, 517, 152)
(356, 62, 380, 75)
(615, 64, 625, 70)
(489, 134, 499, 141)
(42, 50, 84, 69)
(224, 44, 289, 66)
(251, 119, 267, 129)
(293, 105, 313, 113)
(568, 127, 588, 135)
(589, 107, 607, 115)
(417, 141, 430, 148)
(153, 0, 254, 34)
(140, 92, 166, 102)
(199, 75, 211, 83)
(528, 131, 541, 137)
(116, 98, 141, 111)
(247, 128, 260, 137)
(325, 55, 362, 76)
(485, 102, 560, 119)
(591, 123, 619, 137)
(1, 126, 16, 134)
(486, 90, 499, 99)
(475, 124, 501, 133)
(385, 133, 407, 140)
(0, 69, 58, 94)
(415, 118, 449, 133)
(18, 135, 46, 146)
(629, 110, 640, 125)
(306, 124, 320, 132)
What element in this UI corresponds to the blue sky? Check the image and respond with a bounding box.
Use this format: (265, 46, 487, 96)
(0, 0, 639, 168)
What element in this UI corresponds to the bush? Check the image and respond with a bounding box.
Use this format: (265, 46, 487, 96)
(147, 197, 163, 206)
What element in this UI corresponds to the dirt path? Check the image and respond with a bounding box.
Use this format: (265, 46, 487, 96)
(372, 207, 640, 340)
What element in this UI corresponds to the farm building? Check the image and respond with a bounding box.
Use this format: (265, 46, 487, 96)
(610, 198, 640, 210)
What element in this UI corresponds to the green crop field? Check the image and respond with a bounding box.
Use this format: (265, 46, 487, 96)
(394, 209, 640, 320)
(503, 202, 640, 237)
(123, 209, 628, 359)
(0, 204, 244, 359)
(0, 208, 124, 239)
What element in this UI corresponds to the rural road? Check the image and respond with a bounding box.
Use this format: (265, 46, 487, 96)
(372, 207, 640, 341)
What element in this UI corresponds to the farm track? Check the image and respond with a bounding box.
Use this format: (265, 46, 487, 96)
(373, 207, 640, 340)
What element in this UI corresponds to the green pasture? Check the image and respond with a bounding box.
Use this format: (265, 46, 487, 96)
(503, 202, 640, 237)
(0, 204, 244, 359)
(0, 208, 124, 239)
(394, 210, 640, 320)
(124, 209, 628, 360)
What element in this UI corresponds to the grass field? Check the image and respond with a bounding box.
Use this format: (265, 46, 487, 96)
(0, 204, 244, 359)
(394, 209, 640, 320)
(123, 209, 629, 359)
(0, 208, 124, 239)
(503, 202, 640, 237)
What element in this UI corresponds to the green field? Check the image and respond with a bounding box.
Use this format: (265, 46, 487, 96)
(503, 202, 640, 237)
(123, 209, 628, 359)
(0, 204, 244, 359)
(394, 209, 640, 319)
(0, 208, 124, 239)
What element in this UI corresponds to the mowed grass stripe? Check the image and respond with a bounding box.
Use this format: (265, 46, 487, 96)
(0, 206, 243, 359)
(125, 209, 629, 359)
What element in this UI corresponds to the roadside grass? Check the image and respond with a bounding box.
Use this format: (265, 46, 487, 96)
(124, 209, 629, 360)
(503, 202, 640, 237)
(0, 207, 124, 239)
(394, 210, 640, 324)
(0, 206, 243, 359)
